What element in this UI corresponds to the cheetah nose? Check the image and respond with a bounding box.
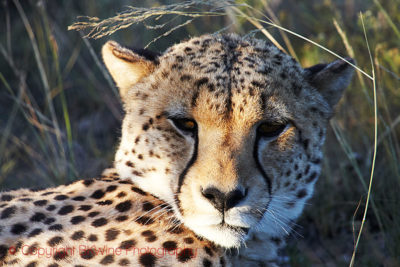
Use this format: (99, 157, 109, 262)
(201, 187, 247, 212)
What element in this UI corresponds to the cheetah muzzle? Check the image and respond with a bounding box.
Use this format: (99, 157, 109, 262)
(0, 33, 354, 266)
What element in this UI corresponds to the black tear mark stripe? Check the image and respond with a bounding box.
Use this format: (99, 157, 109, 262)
(176, 132, 199, 216)
(253, 135, 272, 195)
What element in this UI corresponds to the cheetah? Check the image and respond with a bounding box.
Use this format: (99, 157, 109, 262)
(0, 34, 354, 266)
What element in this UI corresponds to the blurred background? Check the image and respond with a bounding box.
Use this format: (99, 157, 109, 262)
(0, 0, 399, 266)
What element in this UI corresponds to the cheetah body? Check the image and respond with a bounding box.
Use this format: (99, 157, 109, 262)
(0, 174, 229, 266)
(0, 34, 354, 266)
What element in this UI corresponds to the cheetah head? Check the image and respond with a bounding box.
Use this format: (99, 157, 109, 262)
(102, 34, 354, 248)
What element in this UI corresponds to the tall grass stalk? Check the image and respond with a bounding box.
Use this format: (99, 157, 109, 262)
(349, 13, 378, 267)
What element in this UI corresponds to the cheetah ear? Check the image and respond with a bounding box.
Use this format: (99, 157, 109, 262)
(102, 41, 158, 100)
(305, 58, 355, 108)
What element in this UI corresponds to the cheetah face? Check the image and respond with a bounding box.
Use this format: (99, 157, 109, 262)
(103, 34, 354, 248)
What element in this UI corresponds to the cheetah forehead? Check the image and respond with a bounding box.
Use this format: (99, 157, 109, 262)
(129, 34, 309, 126)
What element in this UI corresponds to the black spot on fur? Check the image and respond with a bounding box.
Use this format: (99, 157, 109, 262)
(100, 255, 114, 265)
(180, 74, 192, 81)
(311, 158, 321, 164)
(44, 218, 56, 225)
(132, 170, 143, 177)
(91, 190, 105, 199)
(92, 218, 108, 227)
(88, 211, 100, 217)
(71, 231, 84, 240)
(105, 228, 120, 241)
(54, 195, 68, 201)
(131, 187, 147, 195)
(162, 241, 177, 251)
(88, 234, 98, 241)
(71, 216, 85, 225)
(203, 258, 212, 267)
(11, 223, 27, 234)
(19, 197, 33, 202)
(306, 172, 318, 183)
(80, 249, 96, 259)
(48, 236, 63, 247)
(41, 191, 55, 196)
(303, 139, 309, 151)
(141, 230, 154, 237)
(178, 248, 194, 262)
(204, 246, 213, 256)
(125, 161, 134, 167)
(146, 235, 157, 242)
(58, 205, 74, 215)
(33, 200, 47, 206)
(0, 195, 13, 201)
(26, 243, 38, 254)
(49, 224, 63, 231)
(0, 245, 7, 261)
(135, 216, 154, 225)
(119, 239, 136, 250)
(116, 215, 128, 222)
(97, 200, 113, 205)
(117, 192, 127, 198)
(46, 205, 56, 211)
(79, 205, 92, 211)
(139, 253, 157, 267)
(1, 206, 16, 219)
(30, 212, 46, 222)
(28, 228, 43, 237)
(72, 196, 85, 201)
(297, 189, 307, 199)
(53, 251, 68, 261)
(119, 258, 130, 266)
(142, 201, 154, 211)
(115, 200, 132, 212)
(184, 237, 194, 244)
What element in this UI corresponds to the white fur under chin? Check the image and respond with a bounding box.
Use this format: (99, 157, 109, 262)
(186, 223, 246, 248)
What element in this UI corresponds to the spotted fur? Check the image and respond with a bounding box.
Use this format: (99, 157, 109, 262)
(0, 34, 354, 266)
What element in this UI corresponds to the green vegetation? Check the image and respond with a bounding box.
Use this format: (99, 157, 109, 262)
(1, 0, 399, 266)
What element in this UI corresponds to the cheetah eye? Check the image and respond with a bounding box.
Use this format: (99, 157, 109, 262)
(257, 122, 287, 138)
(170, 118, 197, 134)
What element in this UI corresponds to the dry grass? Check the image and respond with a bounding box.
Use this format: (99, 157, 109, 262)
(1, 0, 399, 266)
